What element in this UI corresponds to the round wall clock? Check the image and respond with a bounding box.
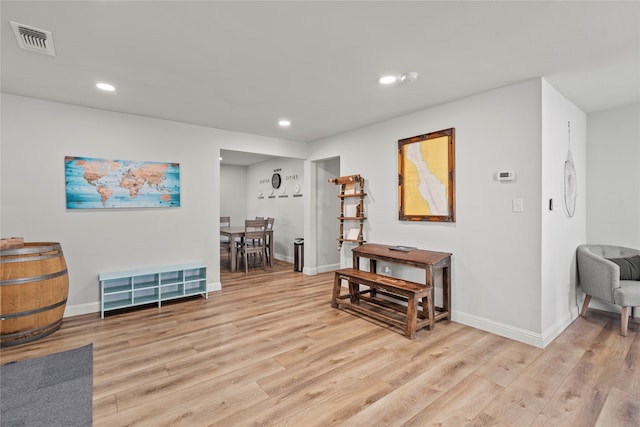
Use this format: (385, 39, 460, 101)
(271, 173, 282, 189)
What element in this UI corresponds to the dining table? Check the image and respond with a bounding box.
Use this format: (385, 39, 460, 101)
(220, 226, 274, 272)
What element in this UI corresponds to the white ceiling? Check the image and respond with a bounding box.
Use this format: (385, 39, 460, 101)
(220, 149, 277, 166)
(1, 1, 638, 143)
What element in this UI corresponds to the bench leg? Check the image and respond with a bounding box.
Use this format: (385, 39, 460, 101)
(418, 290, 435, 329)
(331, 275, 342, 308)
(405, 295, 418, 339)
(427, 289, 434, 330)
(419, 296, 427, 319)
(349, 281, 360, 304)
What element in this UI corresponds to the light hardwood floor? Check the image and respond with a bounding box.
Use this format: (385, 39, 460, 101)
(1, 257, 639, 426)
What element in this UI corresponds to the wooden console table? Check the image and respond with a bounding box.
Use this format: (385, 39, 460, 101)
(333, 243, 452, 338)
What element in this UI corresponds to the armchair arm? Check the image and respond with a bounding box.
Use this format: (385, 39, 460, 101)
(618, 247, 640, 259)
(577, 245, 620, 303)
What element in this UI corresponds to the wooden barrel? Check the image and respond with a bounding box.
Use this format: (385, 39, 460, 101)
(1, 242, 69, 347)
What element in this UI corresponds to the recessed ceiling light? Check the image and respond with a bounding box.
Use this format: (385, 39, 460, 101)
(278, 119, 291, 127)
(378, 75, 396, 84)
(219, 157, 223, 161)
(96, 82, 115, 92)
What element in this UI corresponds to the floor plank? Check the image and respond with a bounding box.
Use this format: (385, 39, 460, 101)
(1, 257, 638, 426)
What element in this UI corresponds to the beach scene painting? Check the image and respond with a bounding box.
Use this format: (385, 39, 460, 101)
(398, 128, 455, 222)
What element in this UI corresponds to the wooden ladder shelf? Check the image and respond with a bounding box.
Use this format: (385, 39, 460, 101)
(328, 174, 366, 250)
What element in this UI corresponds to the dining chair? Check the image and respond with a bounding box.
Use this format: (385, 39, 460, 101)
(248, 217, 267, 245)
(220, 216, 231, 263)
(237, 219, 268, 273)
(265, 217, 275, 264)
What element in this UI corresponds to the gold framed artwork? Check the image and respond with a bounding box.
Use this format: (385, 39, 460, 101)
(398, 128, 455, 222)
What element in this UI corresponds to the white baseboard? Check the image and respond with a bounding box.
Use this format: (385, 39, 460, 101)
(208, 281, 221, 292)
(274, 253, 294, 264)
(303, 263, 339, 275)
(317, 263, 340, 274)
(275, 253, 332, 275)
(64, 301, 99, 317)
(453, 310, 545, 348)
(454, 309, 577, 348)
(541, 311, 577, 347)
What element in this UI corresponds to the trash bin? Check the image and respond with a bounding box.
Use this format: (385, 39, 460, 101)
(293, 238, 304, 272)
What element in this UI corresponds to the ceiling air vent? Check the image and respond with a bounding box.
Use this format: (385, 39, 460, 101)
(10, 21, 56, 56)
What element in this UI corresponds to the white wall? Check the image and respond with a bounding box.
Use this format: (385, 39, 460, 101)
(223, 156, 336, 268)
(587, 104, 640, 248)
(307, 79, 557, 346)
(583, 103, 640, 317)
(0, 94, 307, 315)
(314, 157, 341, 272)
(220, 164, 248, 226)
(6, 87, 630, 346)
(540, 80, 587, 342)
(246, 157, 305, 261)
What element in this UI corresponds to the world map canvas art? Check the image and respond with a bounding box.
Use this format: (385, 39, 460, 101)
(65, 156, 180, 209)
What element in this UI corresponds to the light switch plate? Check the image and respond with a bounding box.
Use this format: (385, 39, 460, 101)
(512, 198, 524, 213)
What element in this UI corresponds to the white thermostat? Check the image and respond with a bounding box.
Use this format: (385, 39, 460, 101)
(496, 171, 516, 181)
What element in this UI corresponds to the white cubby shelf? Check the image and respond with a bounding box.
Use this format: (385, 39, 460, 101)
(99, 263, 208, 318)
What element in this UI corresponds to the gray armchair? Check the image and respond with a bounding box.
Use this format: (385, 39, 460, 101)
(577, 244, 640, 336)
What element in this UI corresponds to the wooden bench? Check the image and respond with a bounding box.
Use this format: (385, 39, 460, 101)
(332, 268, 433, 339)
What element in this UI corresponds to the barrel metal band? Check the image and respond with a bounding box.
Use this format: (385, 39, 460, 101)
(0, 251, 64, 264)
(0, 298, 67, 320)
(0, 243, 61, 257)
(0, 319, 63, 347)
(0, 268, 68, 286)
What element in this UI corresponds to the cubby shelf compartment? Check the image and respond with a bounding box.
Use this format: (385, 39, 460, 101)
(99, 263, 207, 318)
